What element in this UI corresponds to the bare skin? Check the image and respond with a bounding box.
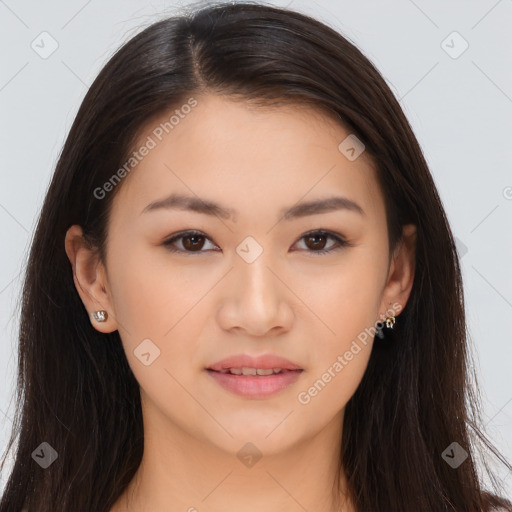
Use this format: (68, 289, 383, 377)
(65, 94, 416, 512)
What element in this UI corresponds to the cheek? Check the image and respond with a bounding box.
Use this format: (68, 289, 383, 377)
(300, 249, 387, 344)
(105, 243, 210, 415)
(292, 248, 386, 409)
(107, 240, 217, 336)
(294, 303, 376, 428)
(105, 244, 217, 397)
(294, 342, 371, 437)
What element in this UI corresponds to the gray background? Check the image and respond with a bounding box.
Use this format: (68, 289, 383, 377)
(1, 0, 511, 498)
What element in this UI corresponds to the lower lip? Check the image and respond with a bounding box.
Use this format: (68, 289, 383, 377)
(206, 369, 303, 399)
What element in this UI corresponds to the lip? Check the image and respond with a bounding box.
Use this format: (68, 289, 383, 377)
(206, 353, 304, 399)
(207, 353, 302, 372)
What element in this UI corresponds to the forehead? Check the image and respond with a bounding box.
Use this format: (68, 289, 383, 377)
(112, 94, 383, 222)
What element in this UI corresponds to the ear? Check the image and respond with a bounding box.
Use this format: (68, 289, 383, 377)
(379, 223, 417, 319)
(64, 225, 118, 333)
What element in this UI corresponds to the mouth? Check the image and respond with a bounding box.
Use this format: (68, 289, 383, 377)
(206, 354, 304, 399)
(210, 367, 299, 376)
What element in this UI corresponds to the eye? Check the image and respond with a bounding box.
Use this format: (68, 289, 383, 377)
(292, 230, 349, 255)
(163, 230, 219, 254)
(162, 229, 349, 255)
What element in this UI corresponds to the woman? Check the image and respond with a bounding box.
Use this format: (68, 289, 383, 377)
(1, 2, 510, 511)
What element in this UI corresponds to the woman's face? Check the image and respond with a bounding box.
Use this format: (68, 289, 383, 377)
(69, 94, 415, 456)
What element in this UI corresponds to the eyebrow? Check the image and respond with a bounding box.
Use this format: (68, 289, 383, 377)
(140, 193, 364, 221)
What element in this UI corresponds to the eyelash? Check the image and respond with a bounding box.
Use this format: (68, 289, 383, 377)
(162, 229, 350, 256)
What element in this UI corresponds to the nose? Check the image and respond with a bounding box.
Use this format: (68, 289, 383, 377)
(216, 250, 294, 337)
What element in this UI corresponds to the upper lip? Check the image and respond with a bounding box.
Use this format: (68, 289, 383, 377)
(207, 353, 303, 371)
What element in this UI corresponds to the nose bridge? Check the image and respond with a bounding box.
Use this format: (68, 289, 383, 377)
(235, 242, 279, 307)
(217, 237, 293, 335)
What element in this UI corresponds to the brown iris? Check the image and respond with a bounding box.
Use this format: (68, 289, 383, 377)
(182, 234, 206, 251)
(303, 233, 328, 251)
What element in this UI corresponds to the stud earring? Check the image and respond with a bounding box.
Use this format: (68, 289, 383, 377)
(375, 309, 397, 340)
(91, 310, 108, 323)
(385, 314, 396, 329)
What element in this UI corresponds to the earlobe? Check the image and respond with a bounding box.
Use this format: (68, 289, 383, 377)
(64, 225, 118, 333)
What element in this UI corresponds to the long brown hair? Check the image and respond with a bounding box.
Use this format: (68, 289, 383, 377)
(1, 2, 511, 511)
